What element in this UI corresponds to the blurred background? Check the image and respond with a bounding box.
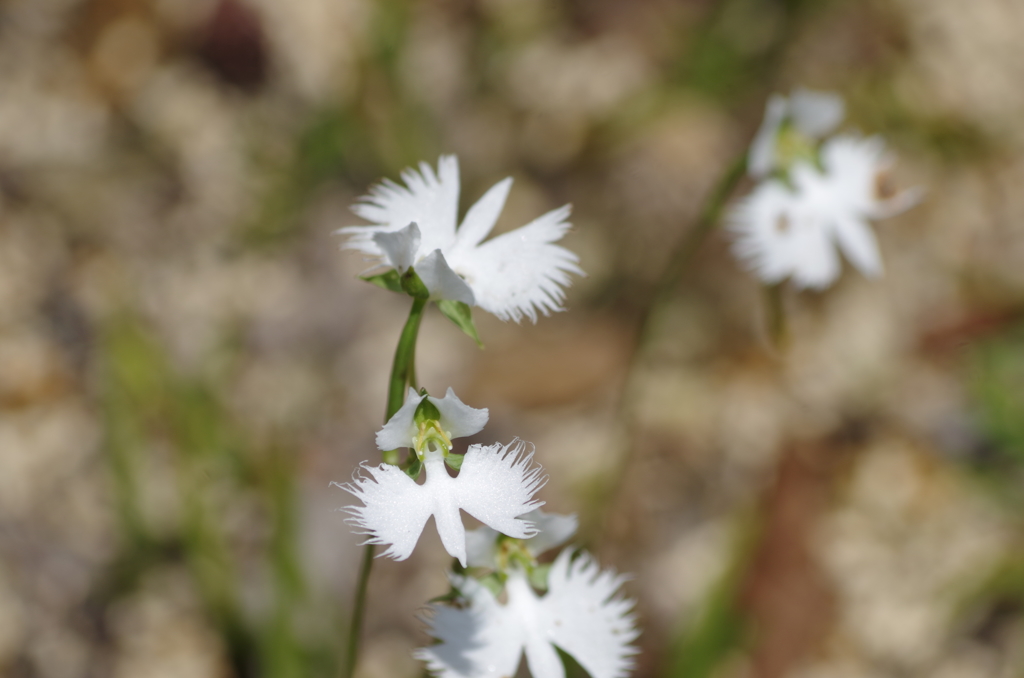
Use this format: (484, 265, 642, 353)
(2, 0, 1024, 676)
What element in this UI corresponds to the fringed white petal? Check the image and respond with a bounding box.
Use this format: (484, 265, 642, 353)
(335, 462, 433, 561)
(417, 554, 638, 678)
(341, 439, 545, 566)
(342, 155, 582, 319)
(416, 576, 524, 678)
(448, 205, 584, 323)
(375, 387, 424, 451)
(430, 387, 489, 440)
(372, 222, 421, 273)
(418, 249, 476, 305)
(543, 551, 639, 678)
(346, 156, 460, 259)
(455, 441, 546, 539)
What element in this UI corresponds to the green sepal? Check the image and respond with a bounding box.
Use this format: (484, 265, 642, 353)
(400, 268, 431, 300)
(426, 588, 463, 605)
(437, 300, 484, 348)
(445, 453, 464, 471)
(361, 269, 404, 294)
(528, 563, 552, 591)
(479, 572, 506, 598)
(403, 456, 422, 480)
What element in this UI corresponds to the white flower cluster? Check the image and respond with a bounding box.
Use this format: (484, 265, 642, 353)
(337, 159, 637, 678)
(730, 88, 921, 289)
(339, 155, 583, 322)
(337, 388, 639, 678)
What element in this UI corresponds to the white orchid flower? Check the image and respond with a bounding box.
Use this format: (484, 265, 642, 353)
(417, 550, 639, 678)
(748, 87, 845, 178)
(464, 509, 578, 569)
(730, 135, 922, 290)
(376, 387, 489, 454)
(340, 155, 583, 322)
(338, 440, 546, 566)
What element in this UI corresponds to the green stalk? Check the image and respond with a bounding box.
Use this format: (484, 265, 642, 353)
(587, 154, 747, 538)
(386, 297, 428, 423)
(342, 296, 428, 678)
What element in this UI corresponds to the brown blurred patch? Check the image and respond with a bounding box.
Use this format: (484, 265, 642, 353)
(195, 0, 268, 92)
(467, 313, 634, 409)
(68, 0, 165, 97)
(738, 435, 856, 678)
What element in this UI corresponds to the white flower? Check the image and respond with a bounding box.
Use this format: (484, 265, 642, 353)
(376, 387, 489, 453)
(340, 155, 583, 322)
(338, 440, 546, 566)
(464, 509, 578, 568)
(748, 87, 845, 178)
(730, 135, 921, 290)
(416, 550, 639, 678)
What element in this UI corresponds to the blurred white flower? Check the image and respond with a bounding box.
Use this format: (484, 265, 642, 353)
(464, 509, 578, 568)
(731, 135, 921, 290)
(417, 550, 638, 678)
(338, 441, 545, 566)
(376, 387, 488, 453)
(748, 87, 845, 178)
(340, 155, 583, 322)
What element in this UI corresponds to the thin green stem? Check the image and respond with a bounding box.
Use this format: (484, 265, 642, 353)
(648, 154, 748, 317)
(343, 296, 428, 678)
(588, 154, 747, 538)
(386, 297, 428, 421)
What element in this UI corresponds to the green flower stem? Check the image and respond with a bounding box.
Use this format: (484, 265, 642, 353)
(342, 296, 428, 678)
(650, 154, 747, 313)
(588, 154, 747, 538)
(386, 297, 428, 422)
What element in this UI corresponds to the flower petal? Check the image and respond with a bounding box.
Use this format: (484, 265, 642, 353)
(417, 249, 476, 305)
(543, 551, 639, 678)
(416, 576, 523, 678)
(455, 441, 545, 539)
(375, 387, 424, 451)
(337, 462, 432, 561)
(748, 94, 787, 178)
(464, 525, 500, 568)
(372, 222, 421, 272)
(789, 87, 844, 139)
(831, 213, 883, 279)
(430, 387, 489, 440)
(527, 511, 578, 557)
(455, 177, 513, 250)
(447, 205, 583, 323)
(342, 155, 460, 259)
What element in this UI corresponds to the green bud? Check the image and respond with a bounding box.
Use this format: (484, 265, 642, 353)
(414, 397, 442, 425)
(400, 268, 431, 299)
(528, 563, 552, 591)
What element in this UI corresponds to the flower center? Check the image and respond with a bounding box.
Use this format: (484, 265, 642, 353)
(414, 419, 453, 459)
(775, 123, 819, 172)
